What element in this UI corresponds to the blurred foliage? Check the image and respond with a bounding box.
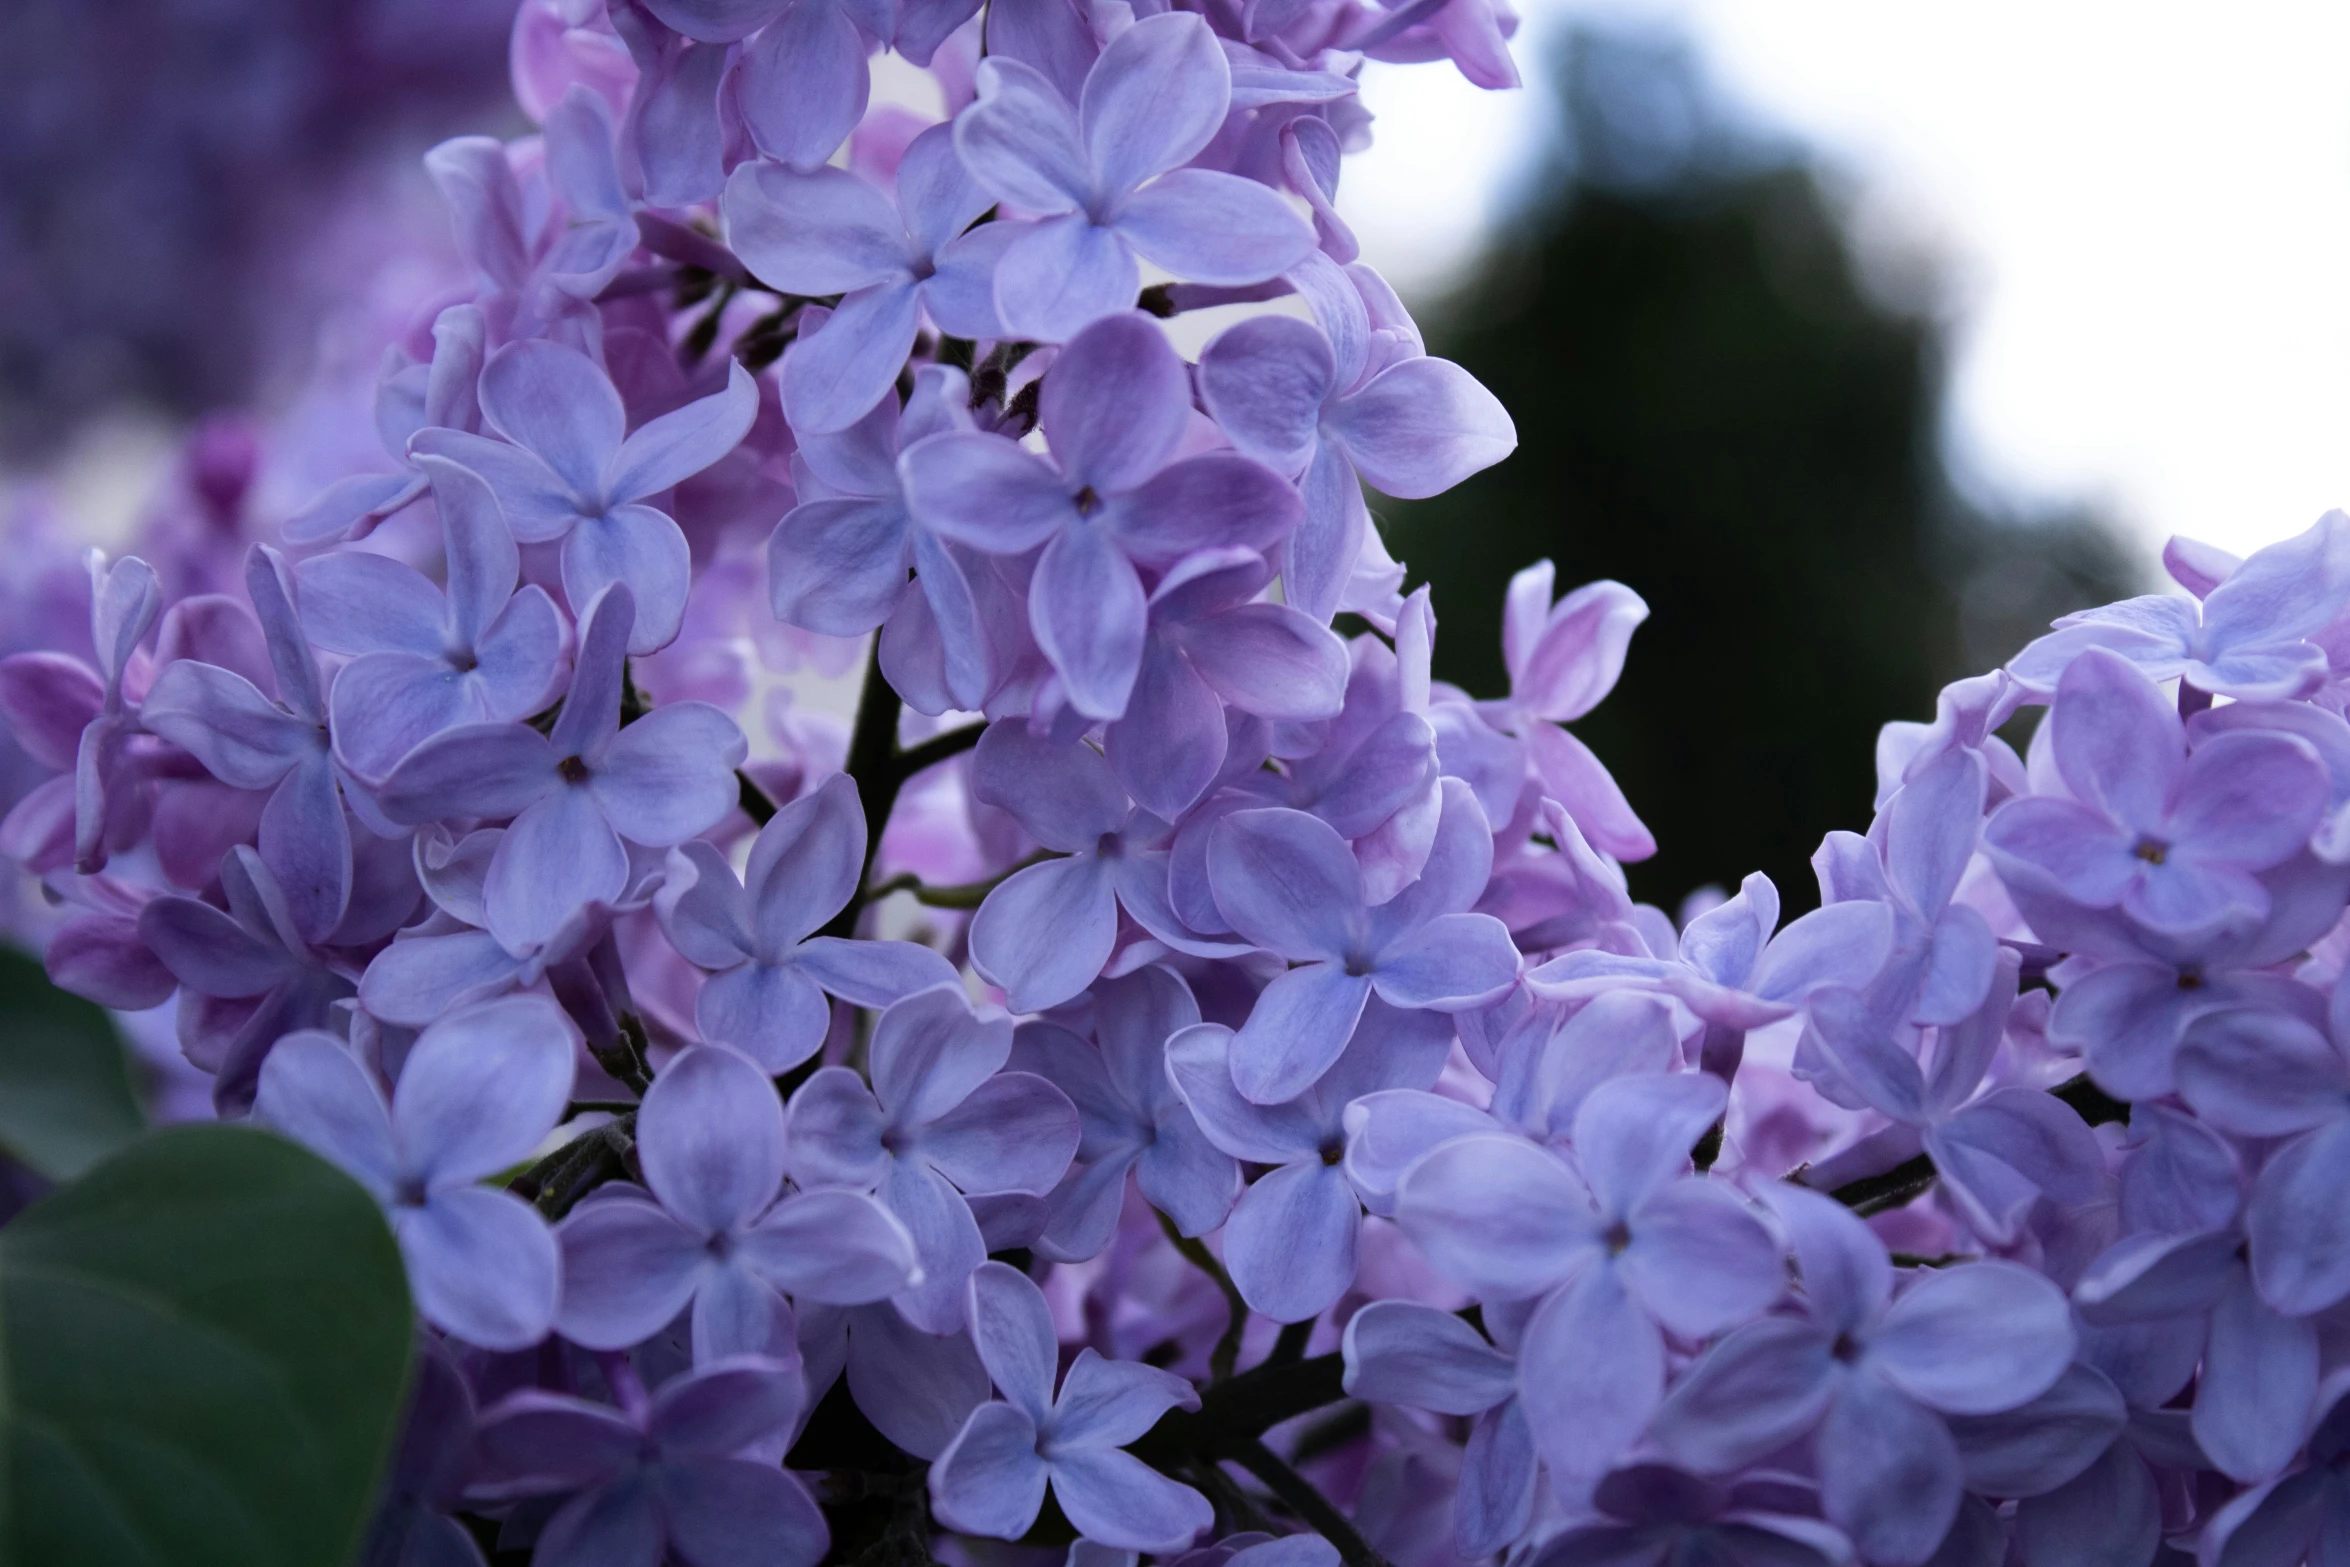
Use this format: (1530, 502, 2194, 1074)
(0, 943, 146, 1181)
(1386, 28, 2141, 911)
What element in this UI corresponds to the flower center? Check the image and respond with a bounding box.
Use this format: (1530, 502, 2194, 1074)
(559, 754, 591, 784)
(1073, 485, 1102, 516)
(2132, 836, 2168, 865)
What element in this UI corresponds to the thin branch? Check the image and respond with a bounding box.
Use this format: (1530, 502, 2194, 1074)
(1225, 1440, 1390, 1567)
(891, 721, 985, 782)
(739, 770, 779, 826)
(865, 850, 1058, 911)
(1268, 1318, 1314, 1369)
(1160, 1209, 1251, 1382)
(822, 647, 908, 941)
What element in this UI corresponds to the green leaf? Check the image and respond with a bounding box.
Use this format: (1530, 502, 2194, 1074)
(0, 1124, 416, 1567)
(0, 943, 144, 1180)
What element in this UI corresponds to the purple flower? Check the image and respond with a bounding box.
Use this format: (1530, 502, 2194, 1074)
(472, 1357, 827, 1567)
(724, 124, 1007, 434)
(379, 584, 747, 955)
(930, 1261, 1213, 1551)
(142, 546, 352, 944)
(284, 303, 486, 545)
(1103, 548, 1350, 822)
(1527, 1465, 1851, 1567)
(256, 995, 576, 1350)
(785, 985, 1079, 1330)
(640, 0, 888, 171)
(411, 340, 756, 653)
(141, 844, 359, 1114)
(964, 722, 1202, 1014)
(1164, 996, 1451, 1322)
(766, 367, 997, 711)
(657, 772, 958, 1072)
(951, 13, 1317, 341)
(900, 312, 1302, 718)
(2198, 1384, 2350, 1567)
(2009, 509, 2350, 701)
(1648, 1186, 2074, 1566)
(1984, 647, 2328, 935)
(1010, 966, 1240, 1263)
(358, 1340, 483, 1567)
(1199, 255, 1515, 621)
(295, 456, 564, 780)
(1207, 780, 1519, 1104)
(1341, 1300, 1538, 1558)
(556, 1043, 918, 1360)
(1397, 1072, 1783, 1487)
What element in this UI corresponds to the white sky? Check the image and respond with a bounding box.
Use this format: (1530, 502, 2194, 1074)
(1336, 0, 2350, 562)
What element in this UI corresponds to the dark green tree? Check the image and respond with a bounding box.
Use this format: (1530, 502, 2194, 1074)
(1385, 27, 2137, 910)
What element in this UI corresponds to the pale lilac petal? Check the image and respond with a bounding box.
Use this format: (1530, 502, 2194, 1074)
(1648, 1316, 1837, 1475)
(1048, 1447, 1212, 1553)
(1039, 312, 1189, 495)
(656, 841, 756, 969)
(141, 660, 308, 789)
(1804, 985, 1927, 1123)
(2012, 1438, 2163, 1567)
(640, 1044, 790, 1234)
(1031, 522, 1148, 719)
(486, 785, 629, 953)
(1108, 453, 1301, 568)
(1341, 1300, 1516, 1414)
(260, 756, 352, 945)
(967, 1259, 1059, 1419)
(738, 1188, 918, 1303)
(1515, 1261, 1662, 1482)
(1177, 603, 1349, 722)
(736, 0, 869, 168)
(2195, 1267, 2319, 1482)
(1883, 745, 1986, 919)
(397, 1186, 560, 1350)
(1326, 356, 1514, 499)
(1512, 578, 1646, 721)
(1620, 1179, 1782, 1338)
(923, 1072, 1081, 1196)
(931, 1400, 1051, 1538)
(591, 701, 747, 845)
(1341, 1089, 1499, 1212)
(1761, 1185, 1890, 1338)
(1162, 1023, 1323, 1164)
(1394, 1134, 1595, 1300)
(1228, 962, 1372, 1106)
(970, 856, 1119, 1014)
(1223, 1159, 1359, 1322)
(144, 891, 294, 997)
(1942, 1361, 2127, 1500)
(970, 720, 1131, 850)
(1456, 1399, 1538, 1559)
(658, 1460, 828, 1567)
(1198, 314, 1334, 473)
(2247, 1120, 2350, 1315)
(563, 503, 694, 655)
(740, 772, 863, 954)
(328, 653, 482, 780)
(283, 470, 429, 545)
(695, 960, 830, 1068)
(1570, 1071, 1727, 1218)
(1817, 1373, 1962, 1567)
(478, 338, 624, 500)
(396, 996, 578, 1186)
(955, 58, 1090, 213)
(887, 1156, 991, 1332)
(783, 281, 925, 436)
(1370, 912, 1518, 1009)
(1051, 1348, 1199, 1447)
(293, 552, 445, 658)
(609, 361, 758, 502)
(1078, 14, 1229, 197)
(255, 1031, 397, 1200)
(408, 428, 585, 543)
(795, 937, 960, 1008)
(995, 215, 1141, 343)
(724, 161, 909, 295)
(379, 722, 557, 824)
(1109, 637, 1227, 820)
(1869, 1261, 2075, 1415)
(784, 1067, 890, 1189)
(1207, 806, 1362, 961)
(923, 223, 1015, 339)
(900, 430, 1073, 555)
(2073, 1230, 2243, 1323)
(845, 1302, 992, 1458)
(554, 1194, 707, 1349)
(1114, 170, 1315, 287)
(770, 497, 911, 635)
(2049, 648, 2181, 831)
(358, 928, 523, 1026)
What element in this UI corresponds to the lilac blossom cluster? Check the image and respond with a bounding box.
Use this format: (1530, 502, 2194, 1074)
(8, 2, 2350, 1565)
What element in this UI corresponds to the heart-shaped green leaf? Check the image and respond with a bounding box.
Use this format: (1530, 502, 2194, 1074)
(0, 942, 145, 1180)
(0, 1124, 415, 1566)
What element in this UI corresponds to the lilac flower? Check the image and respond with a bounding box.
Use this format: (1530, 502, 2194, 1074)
(283, 303, 485, 545)
(1984, 647, 2328, 934)
(964, 722, 1202, 1014)
(556, 1043, 918, 1360)
(141, 844, 358, 1113)
(2009, 509, 2350, 701)
(411, 340, 757, 653)
(1164, 998, 1451, 1321)
(930, 1262, 1212, 1551)
(378, 584, 747, 955)
(1341, 1300, 1538, 1558)
(900, 312, 1303, 718)
(255, 995, 576, 1350)
(295, 456, 564, 780)
(0, 550, 159, 875)
(951, 13, 1318, 341)
(2197, 1383, 2350, 1567)
(472, 1357, 827, 1567)
(1397, 1072, 1784, 1487)
(1467, 561, 1652, 857)
(766, 367, 997, 711)
(1803, 954, 2106, 1245)
(1648, 1187, 2074, 1567)
(1103, 548, 1350, 822)
(657, 773, 958, 1072)
(142, 546, 352, 943)
(637, 0, 886, 171)
(724, 124, 1007, 434)
(1010, 966, 1240, 1263)
(1207, 780, 1519, 1104)
(785, 985, 1079, 1330)
(1199, 255, 1515, 622)
(1525, 1466, 1851, 1567)
(358, 1340, 483, 1567)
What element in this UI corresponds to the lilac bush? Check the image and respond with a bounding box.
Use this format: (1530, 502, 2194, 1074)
(13, 3, 2350, 1564)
